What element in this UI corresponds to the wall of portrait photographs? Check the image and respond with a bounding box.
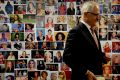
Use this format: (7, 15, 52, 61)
(0, 0, 120, 80)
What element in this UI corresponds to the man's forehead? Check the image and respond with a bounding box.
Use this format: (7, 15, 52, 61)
(93, 6, 100, 13)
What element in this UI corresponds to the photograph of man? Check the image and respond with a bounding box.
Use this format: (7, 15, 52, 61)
(63, 1, 107, 80)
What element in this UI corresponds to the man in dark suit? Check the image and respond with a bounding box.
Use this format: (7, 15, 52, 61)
(63, 1, 107, 80)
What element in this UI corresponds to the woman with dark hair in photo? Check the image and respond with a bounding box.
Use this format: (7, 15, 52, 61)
(58, 2, 66, 15)
(27, 1, 36, 14)
(57, 24, 64, 31)
(33, 51, 43, 58)
(25, 33, 34, 42)
(33, 71, 40, 80)
(46, 29, 54, 42)
(3, 24, 9, 32)
(37, 60, 45, 70)
(111, 23, 119, 31)
(76, 6, 81, 15)
(25, 24, 34, 32)
(28, 60, 36, 71)
(0, 24, 9, 32)
(12, 14, 22, 23)
(14, 33, 20, 41)
(55, 32, 65, 41)
(112, 42, 120, 53)
(110, 31, 118, 40)
(40, 71, 48, 80)
(15, 5, 26, 14)
(25, 42, 36, 49)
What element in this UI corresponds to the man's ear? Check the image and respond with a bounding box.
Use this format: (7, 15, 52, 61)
(83, 12, 88, 20)
(84, 12, 88, 15)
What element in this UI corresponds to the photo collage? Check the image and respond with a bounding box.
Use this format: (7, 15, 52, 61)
(0, 0, 120, 80)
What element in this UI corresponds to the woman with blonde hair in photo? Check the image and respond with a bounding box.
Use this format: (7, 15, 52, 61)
(103, 42, 111, 53)
(5, 61, 14, 72)
(99, 15, 108, 28)
(58, 71, 66, 80)
(103, 64, 112, 79)
(44, 51, 52, 63)
(36, 3, 45, 16)
(41, 42, 48, 50)
(20, 51, 28, 58)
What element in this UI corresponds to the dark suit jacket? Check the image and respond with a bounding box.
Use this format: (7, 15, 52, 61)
(63, 22, 107, 80)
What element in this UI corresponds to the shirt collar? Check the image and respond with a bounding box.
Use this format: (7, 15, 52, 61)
(81, 20, 91, 30)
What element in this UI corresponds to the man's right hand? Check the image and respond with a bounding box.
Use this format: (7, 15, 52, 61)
(86, 70, 97, 80)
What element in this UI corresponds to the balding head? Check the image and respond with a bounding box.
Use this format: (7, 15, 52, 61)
(81, 1, 99, 15)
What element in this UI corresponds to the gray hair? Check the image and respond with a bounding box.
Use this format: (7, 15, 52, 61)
(81, 1, 99, 14)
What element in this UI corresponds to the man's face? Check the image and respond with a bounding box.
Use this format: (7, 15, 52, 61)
(86, 5, 100, 27)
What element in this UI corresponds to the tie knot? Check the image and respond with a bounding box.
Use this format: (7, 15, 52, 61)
(90, 28, 94, 34)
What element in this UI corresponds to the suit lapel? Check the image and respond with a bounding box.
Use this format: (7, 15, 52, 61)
(78, 22, 99, 50)
(95, 31, 102, 51)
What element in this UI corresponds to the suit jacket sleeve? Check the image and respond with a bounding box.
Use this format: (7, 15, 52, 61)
(63, 28, 87, 75)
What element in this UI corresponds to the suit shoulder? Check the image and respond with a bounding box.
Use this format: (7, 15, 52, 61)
(69, 25, 81, 33)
